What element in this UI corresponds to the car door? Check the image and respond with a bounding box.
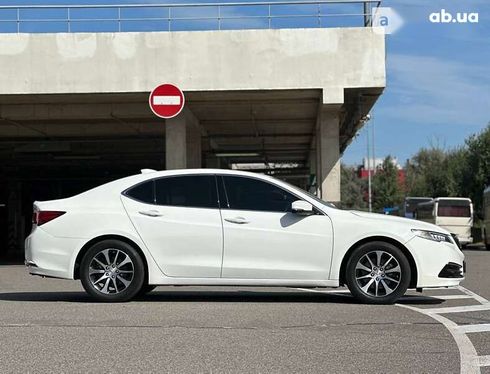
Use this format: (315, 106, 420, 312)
(121, 174, 223, 278)
(219, 175, 333, 280)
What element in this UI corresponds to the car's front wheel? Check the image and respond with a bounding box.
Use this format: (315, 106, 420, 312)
(345, 241, 411, 304)
(80, 239, 145, 302)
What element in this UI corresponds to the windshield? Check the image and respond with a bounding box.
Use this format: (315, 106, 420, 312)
(280, 180, 338, 209)
(404, 197, 432, 213)
(437, 199, 471, 217)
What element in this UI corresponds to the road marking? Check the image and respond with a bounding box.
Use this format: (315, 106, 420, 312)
(397, 286, 490, 373)
(295, 289, 472, 301)
(402, 294, 474, 301)
(294, 288, 351, 294)
(434, 294, 474, 300)
(456, 324, 490, 334)
(458, 286, 490, 305)
(478, 356, 490, 367)
(421, 304, 490, 314)
(296, 285, 490, 373)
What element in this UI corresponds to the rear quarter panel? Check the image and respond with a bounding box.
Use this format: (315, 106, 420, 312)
(36, 184, 164, 282)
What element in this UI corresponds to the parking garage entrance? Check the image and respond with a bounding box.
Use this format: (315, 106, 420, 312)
(0, 89, 328, 261)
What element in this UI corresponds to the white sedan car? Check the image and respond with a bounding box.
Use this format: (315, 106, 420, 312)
(25, 169, 465, 303)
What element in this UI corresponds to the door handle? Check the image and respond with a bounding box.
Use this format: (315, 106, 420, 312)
(138, 210, 162, 217)
(224, 217, 250, 224)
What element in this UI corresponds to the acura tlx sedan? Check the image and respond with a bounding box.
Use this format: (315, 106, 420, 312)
(25, 169, 465, 304)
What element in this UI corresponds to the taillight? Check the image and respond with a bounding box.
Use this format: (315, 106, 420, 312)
(32, 211, 66, 226)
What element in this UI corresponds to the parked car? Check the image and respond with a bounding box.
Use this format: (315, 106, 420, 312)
(25, 169, 465, 304)
(416, 197, 473, 247)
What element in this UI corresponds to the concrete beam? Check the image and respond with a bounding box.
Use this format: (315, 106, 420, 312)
(0, 28, 385, 95)
(322, 87, 344, 106)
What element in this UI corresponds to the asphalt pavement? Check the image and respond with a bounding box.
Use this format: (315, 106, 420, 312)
(0, 247, 489, 373)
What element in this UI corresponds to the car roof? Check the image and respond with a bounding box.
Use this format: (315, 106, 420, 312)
(135, 168, 279, 181)
(96, 168, 294, 195)
(433, 197, 472, 202)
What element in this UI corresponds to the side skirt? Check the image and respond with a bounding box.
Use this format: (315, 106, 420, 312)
(147, 278, 340, 288)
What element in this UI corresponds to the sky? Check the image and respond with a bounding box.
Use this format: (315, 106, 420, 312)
(345, 0, 490, 165)
(0, 0, 488, 166)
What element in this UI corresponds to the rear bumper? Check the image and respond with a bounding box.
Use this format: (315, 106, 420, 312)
(25, 227, 84, 280)
(25, 262, 71, 279)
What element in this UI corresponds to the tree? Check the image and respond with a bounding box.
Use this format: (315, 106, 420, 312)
(459, 123, 490, 214)
(405, 123, 489, 215)
(372, 156, 403, 212)
(340, 164, 367, 210)
(405, 147, 455, 197)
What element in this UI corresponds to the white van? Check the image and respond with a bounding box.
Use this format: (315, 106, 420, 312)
(483, 187, 490, 250)
(416, 197, 473, 246)
(403, 197, 433, 219)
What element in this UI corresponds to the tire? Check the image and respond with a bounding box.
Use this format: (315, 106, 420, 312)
(137, 284, 157, 296)
(80, 239, 145, 302)
(345, 241, 411, 304)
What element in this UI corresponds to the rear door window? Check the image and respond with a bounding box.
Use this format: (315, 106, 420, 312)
(155, 175, 218, 209)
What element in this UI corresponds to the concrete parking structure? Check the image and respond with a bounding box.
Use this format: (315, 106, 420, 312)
(0, 1, 385, 260)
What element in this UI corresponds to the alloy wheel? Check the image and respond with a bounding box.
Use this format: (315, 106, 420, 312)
(355, 250, 402, 297)
(88, 248, 134, 294)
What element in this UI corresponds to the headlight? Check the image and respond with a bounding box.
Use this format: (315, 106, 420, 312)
(411, 229, 452, 243)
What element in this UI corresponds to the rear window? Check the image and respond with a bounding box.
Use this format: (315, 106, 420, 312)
(437, 200, 471, 217)
(124, 181, 154, 204)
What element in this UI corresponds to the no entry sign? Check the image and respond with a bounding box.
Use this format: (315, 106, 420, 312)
(149, 84, 185, 119)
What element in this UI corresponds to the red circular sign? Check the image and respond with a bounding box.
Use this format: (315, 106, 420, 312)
(149, 84, 185, 119)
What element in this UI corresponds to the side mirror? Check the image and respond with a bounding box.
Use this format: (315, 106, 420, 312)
(291, 200, 314, 215)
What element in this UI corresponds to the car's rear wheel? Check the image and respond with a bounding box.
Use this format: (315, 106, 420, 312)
(80, 239, 145, 302)
(345, 241, 411, 304)
(137, 284, 157, 296)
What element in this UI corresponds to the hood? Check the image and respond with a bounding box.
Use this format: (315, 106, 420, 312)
(348, 210, 451, 234)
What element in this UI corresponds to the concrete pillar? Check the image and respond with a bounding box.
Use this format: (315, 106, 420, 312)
(308, 148, 316, 194)
(186, 121, 202, 168)
(165, 108, 202, 169)
(316, 109, 341, 203)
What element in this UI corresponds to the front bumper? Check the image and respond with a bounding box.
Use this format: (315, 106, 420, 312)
(405, 236, 465, 288)
(438, 262, 465, 278)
